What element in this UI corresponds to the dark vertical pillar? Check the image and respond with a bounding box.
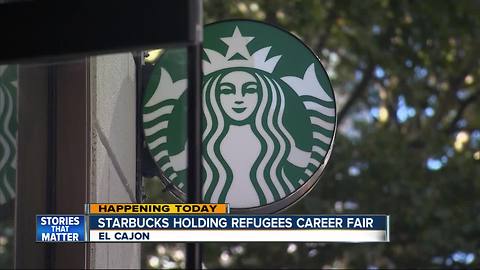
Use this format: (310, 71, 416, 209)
(15, 65, 49, 269)
(15, 60, 90, 269)
(135, 52, 145, 203)
(186, 0, 203, 269)
(53, 60, 89, 269)
(186, 45, 203, 270)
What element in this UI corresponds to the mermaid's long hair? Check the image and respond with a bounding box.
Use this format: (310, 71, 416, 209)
(0, 69, 16, 205)
(202, 68, 296, 206)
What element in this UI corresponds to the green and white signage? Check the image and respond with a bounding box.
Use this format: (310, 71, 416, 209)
(143, 20, 336, 212)
(0, 65, 17, 206)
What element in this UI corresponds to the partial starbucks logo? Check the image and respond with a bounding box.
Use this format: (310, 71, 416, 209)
(143, 20, 336, 212)
(0, 65, 17, 205)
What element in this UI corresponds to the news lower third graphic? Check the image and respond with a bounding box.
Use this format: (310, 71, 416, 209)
(36, 204, 389, 243)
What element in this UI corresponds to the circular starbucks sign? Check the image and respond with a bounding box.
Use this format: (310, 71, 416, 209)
(143, 20, 336, 213)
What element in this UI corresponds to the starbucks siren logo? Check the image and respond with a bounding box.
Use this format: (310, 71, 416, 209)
(143, 20, 336, 212)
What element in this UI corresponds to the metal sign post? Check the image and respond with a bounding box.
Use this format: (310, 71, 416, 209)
(186, 1, 203, 269)
(186, 43, 203, 269)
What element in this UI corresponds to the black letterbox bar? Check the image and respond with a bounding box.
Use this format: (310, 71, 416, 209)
(0, 0, 196, 64)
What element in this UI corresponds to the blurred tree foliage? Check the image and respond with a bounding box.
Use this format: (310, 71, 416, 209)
(3, 0, 479, 269)
(197, 0, 480, 268)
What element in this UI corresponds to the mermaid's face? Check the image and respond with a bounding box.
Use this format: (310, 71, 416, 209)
(218, 71, 259, 122)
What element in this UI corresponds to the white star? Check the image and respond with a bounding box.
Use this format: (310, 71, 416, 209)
(220, 26, 254, 60)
